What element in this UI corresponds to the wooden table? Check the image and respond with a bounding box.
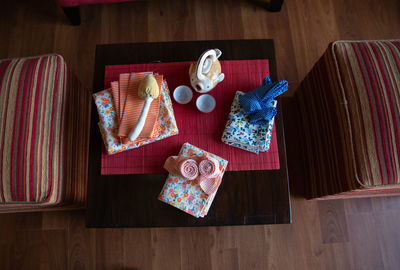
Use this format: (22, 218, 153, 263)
(86, 39, 291, 227)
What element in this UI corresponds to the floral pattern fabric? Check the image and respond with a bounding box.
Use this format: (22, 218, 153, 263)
(93, 80, 179, 154)
(221, 91, 276, 154)
(158, 142, 228, 218)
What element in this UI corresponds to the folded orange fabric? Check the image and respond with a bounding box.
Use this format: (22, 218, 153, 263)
(114, 72, 162, 143)
(117, 73, 131, 124)
(110, 81, 120, 121)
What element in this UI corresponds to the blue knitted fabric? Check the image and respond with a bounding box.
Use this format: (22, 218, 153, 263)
(239, 76, 288, 125)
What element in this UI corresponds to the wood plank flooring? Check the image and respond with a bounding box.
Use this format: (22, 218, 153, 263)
(1, 0, 400, 269)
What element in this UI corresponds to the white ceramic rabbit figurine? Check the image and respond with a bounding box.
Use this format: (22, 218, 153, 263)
(189, 49, 225, 93)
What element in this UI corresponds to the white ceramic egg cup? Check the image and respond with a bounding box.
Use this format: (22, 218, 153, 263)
(173, 85, 193, 104)
(196, 94, 216, 113)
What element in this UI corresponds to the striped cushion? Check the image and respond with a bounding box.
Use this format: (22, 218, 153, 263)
(0, 54, 91, 209)
(296, 40, 400, 198)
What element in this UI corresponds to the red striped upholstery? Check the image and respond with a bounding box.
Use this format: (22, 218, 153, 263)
(296, 40, 400, 199)
(0, 54, 91, 211)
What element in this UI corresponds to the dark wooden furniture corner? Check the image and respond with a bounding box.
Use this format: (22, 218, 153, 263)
(86, 39, 291, 227)
(61, 6, 81, 26)
(61, 1, 284, 26)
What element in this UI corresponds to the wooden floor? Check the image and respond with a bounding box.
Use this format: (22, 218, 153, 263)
(1, 0, 400, 269)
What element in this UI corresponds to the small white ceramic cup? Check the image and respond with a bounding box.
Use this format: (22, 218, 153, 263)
(196, 94, 216, 113)
(173, 85, 193, 104)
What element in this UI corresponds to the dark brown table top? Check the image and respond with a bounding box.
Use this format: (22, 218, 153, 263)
(86, 39, 291, 227)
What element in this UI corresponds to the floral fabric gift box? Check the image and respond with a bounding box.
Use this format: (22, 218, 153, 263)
(221, 91, 276, 154)
(93, 80, 179, 154)
(158, 142, 228, 218)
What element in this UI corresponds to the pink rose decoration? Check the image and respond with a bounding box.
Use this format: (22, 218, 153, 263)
(178, 159, 199, 180)
(198, 157, 220, 178)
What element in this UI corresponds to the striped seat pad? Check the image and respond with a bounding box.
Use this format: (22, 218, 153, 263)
(0, 54, 91, 206)
(296, 40, 400, 198)
(332, 41, 400, 188)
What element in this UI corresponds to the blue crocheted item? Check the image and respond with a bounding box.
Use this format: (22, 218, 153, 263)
(239, 76, 288, 125)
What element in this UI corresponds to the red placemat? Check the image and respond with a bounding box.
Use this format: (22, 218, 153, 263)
(101, 60, 280, 174)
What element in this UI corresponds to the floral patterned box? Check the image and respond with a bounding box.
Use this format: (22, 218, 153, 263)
(221, 91, 276, 154)
(158, 142, 228, 218)
(93, 80, 179, 154)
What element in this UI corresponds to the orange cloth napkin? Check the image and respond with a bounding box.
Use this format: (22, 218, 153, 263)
(111, 72, 162, 144)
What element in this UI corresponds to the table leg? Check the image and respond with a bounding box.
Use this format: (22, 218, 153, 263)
(61, 6, 81, 26)
(266, 0, 284, 12)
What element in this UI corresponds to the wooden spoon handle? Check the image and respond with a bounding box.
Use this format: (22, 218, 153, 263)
(129, 96, 153, 142)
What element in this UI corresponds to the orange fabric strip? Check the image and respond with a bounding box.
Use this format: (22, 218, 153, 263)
(112, 72, 162, 143)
